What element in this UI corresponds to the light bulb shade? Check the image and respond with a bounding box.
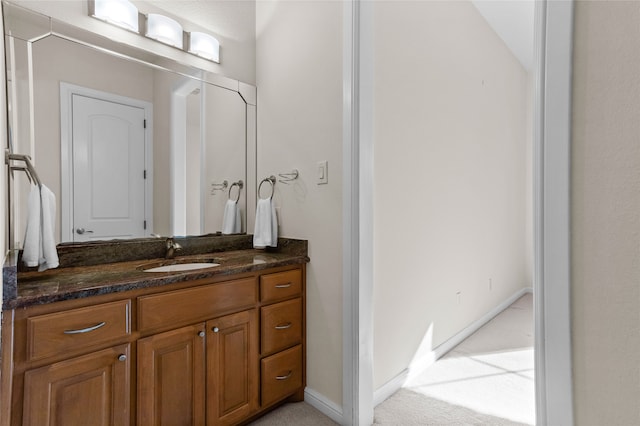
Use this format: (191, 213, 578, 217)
(146, 14, 183, 49)
(188, 32, 220, 63)
(92, 0, 139, 32)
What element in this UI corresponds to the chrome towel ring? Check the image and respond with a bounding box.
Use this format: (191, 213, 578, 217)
(228, 180, 244, 202)
(258, 176, 276, 199)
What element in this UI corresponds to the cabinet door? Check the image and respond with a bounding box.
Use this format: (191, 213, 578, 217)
(206, 310, 258, 425)
(138, 324, 206, 426)
(22, 343, 130, 426)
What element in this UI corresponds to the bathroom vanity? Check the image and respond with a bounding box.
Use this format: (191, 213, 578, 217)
(1, 235, 309, 425)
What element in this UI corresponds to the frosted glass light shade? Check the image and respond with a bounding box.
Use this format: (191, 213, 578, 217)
(189, 32, 220, 63)
(146, 14, 183, 49)
(92, 0, 139, 32)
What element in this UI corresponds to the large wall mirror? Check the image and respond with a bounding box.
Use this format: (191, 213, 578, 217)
(3, 2, 257, 246)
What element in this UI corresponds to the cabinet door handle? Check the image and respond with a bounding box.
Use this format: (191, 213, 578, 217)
(63, 321, 106, 334)
(198, 331, 205, 337)
(276, 371, 293, 381)
(275, 322, 292, 330)
(212, 327, 220, 333)
(118, 354, 127, 362)
(274, 283, 292, 288)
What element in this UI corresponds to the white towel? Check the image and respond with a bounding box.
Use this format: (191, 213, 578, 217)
(221, 199, 241, 234)
(253, 198, 278, 248)
(23, 185, 59, 271)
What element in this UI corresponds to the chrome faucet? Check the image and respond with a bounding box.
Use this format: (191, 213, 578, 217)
(165, 237, 182, 259)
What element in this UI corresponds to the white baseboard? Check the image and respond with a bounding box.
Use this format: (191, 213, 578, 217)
(304, 387, 344, 424)
(373, 368, 409, 407)
(373, 287, 533, 406)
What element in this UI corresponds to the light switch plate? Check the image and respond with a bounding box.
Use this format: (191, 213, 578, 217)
(317, 160, 328, 185)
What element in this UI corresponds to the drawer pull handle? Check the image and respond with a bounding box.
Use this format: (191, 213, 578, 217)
(275, 322, 292, 330)
(63, 322, 106, 334)
(275, 283, 292, 289)
(276, 371, 293, 381)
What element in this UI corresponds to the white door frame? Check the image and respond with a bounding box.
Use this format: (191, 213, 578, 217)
(170, 77, 202, 236)
(342, 1, 575, 425)
(60, 82, 153, 242)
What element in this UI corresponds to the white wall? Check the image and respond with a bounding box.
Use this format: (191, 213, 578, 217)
(256, 0, 344, 407)
(571, 1, 640, 424)
(372, 1, 531, 389)
(10, 0, 256, 85)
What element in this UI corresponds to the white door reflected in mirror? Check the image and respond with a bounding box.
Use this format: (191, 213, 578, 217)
(71, 94, 148, 241)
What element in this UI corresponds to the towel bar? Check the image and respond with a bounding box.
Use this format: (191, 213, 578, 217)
(278, 169, 299, 184)
(5, 149, 42, 187)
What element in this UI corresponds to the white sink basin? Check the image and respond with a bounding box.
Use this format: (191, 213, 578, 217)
(143, 262, 220, 273)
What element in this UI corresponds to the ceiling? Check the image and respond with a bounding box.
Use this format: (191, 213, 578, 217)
(471, 0, 535, 71)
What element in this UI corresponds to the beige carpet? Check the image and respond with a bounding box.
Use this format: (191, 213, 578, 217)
(248, 402, 338, 425)
(398, 293, 535, 425)
(373, 388, 527, 425)
(250, 294, 534, 425)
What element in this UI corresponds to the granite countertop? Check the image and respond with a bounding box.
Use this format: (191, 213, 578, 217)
(3, 236, 309, 310)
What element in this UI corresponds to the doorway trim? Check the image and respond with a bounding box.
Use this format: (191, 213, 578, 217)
(60, 82, 153, 242)
(533, 1, 574, 425)
(342, 0, 575, 425)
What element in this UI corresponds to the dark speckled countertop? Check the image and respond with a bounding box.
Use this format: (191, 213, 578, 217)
(3, 235, 309, 309)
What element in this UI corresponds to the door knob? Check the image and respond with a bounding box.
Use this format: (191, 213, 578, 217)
(76, 228, 94, 235)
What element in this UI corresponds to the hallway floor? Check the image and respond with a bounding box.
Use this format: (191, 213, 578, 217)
(376, 292, 534, 425)
(250, 293, 534, 425)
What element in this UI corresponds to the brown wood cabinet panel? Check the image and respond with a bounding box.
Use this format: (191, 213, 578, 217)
(206, 310, 258, 425)
(26, 300, 131, 362)
(261, 298, 302, 355)
(138, 278, 257, 332)
(259, 269, 302, 303)
(137, 324, 206, 426)
(260, 344, 303, 407)
(22, 343, 130, 426)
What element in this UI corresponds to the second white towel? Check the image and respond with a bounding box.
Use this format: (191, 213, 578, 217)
(23, 185, 59, 271)
(253, 198, 278, 248)
(221, 200, 241, 235)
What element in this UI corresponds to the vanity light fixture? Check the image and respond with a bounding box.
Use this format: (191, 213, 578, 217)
(146, 13, 183, 49)
(91, 0, 139, 33)
(188, 32, 220, 63)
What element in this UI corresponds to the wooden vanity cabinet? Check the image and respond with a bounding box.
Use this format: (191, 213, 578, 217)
(206, 310, 259, 425)
(22, 343, 131, 426)
(10, 298, 133, 426)
(137, 323, 206, 425)
(2, 264, 306, 426)
(258, 269, 305, 407)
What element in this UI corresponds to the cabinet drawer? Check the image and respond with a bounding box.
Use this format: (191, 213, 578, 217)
(260, 269, 302, 303)
(261, 298, 302, 355)
(261, 345, 302, 407)
(138, 278, 256, 332)
(27, 300, 131, 361)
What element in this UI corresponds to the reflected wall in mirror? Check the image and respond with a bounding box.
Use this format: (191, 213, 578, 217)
(4, 3, 256, 246)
